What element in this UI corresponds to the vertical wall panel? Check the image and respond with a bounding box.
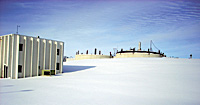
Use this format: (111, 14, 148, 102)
(30, 38, 33, 77)
(43, 40, 46, 70)
(0, 36, 2, 77)
(0, 37, 5, 78)
(39, 40, 44, 75)
(10, 35, 15, 79)
(4, 36, 7, 65)
(60, 43, 64, 73)
(23, 37, 27, 78)
(55, 42, 57, 74)
(2, 37, 5, 77)
(51, 41, 55, 70)
(56, 43, 60, 74)
(7, 36, 11, 78)
(13, 35, 19, 79)
(49, 41, 52, 69)
(8, 35, 13, 78)
(25, 37, 31, 77)
(18, 36, 24, 78)
(15, 35, 20, 79)
(7, 36, 10, 68)
(57, 43, 60, 64)
(0, 37, 4, 77)
(45, 40, 50, 69)
(32, 38, 37, 76)
(37, 39, 40, 76)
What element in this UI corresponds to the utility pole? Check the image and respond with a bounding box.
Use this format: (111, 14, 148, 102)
(16, 25, 20, 34)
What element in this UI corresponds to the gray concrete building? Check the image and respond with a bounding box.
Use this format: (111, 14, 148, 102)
(0, 34, 64, 79)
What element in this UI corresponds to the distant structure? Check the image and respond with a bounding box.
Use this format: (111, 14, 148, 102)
(115, 41, 166, 58)
(190, 54, 192, 59)
(0, 34, 64, 79)
(138, 42, 141, 51)
(75, 48, 112, 60)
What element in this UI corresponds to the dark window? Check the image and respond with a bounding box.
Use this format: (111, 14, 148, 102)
(19, 44, 23, 51)
(4, 65, 8, 78)
(44, 71, 50, 75)
(56, 63, 60, 70)
(18, 65, 22, 73)
(57, 49, 60, 55)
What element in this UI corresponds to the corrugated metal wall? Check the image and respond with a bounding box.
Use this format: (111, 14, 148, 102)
(0, 34, 64, 79)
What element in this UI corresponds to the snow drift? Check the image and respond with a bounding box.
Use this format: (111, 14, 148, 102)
(1, 58, 200, 105)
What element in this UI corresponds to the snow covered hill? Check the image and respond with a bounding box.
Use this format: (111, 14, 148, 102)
(1, 58, 200, 105)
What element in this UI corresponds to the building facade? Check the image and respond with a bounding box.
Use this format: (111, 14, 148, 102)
(0, 34, 64, 79)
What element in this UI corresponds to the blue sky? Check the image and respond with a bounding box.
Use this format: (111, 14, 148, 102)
(0, 0, 200, 58)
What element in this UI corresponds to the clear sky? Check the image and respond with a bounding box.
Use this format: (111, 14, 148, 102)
(0, 0, 200, 58)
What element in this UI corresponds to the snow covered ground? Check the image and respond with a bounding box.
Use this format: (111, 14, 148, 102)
(1, 58, 200, 105)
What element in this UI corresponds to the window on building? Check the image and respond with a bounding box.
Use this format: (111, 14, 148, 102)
(19, 44, 23, 51)
(18, 65, 22, 73)
(57, 49, 60, 55)
(44, 71, 50, 75)
(56, 63, 60, 70)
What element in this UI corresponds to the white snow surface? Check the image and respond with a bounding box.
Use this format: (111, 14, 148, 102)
(1, 58, 200, 105)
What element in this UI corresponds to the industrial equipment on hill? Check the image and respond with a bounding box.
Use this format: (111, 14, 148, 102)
(115, 41, 166, 58)
(75, 48, 112, 60)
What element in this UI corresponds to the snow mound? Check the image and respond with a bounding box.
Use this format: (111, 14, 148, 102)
(1, 58, 200, 105)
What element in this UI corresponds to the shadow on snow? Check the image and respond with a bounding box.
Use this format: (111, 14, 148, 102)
(2, 85, 14, 87)
(0, 89, 34, 94)
(62, 65, 96, 73)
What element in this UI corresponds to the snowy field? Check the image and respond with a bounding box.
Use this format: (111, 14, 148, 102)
(1, 58, 200, 105)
